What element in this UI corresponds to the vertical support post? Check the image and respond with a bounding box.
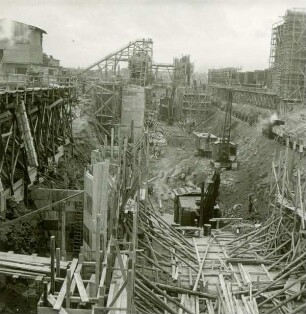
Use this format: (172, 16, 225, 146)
(78, 246, 84, 277)
(297, 170, 305, 230)
(132, 140, 136, 173)
(61, 202, 66, 261)
(95, 214, 101, 294)
(43, 281, 48, 306)
(118, 137, 122, 167)
(122, 139, 128, 194)
(293, 173, 299, 232)
(280, 141, 289, 216)
(56, 248, 61, 277)
(104, 134, 108, 148)
(50, 236, 55, 294)
(79, 246, 84, 263)
(69, 101, 74, 158)
(199, 182, 205, 227)
(136, 148, 142, 250)
(99, 286, 105, 307)
(144, 132, 149, 213)
(111, 128, 114, 160)
(127, 241, 135, 314)
(66, 269, 71, 308)
(127, 268, 133, 314)
(130, 120, 134, 143)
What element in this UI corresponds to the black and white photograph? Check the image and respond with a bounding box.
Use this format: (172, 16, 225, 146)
(0, 0, 305, 313)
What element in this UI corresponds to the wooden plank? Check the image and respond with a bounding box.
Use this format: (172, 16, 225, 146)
(261, 264, 273, 281)
(0, 260, 50, 273)
(71, 263, 82, 295)
(193, 244, 210, 291)
(66, 269, 71, 308)
(47, 98, 63, 109)
(113, 240, 127, 281)
(219, 273, 234, 314)
(107, 280, 127, 311)
(53, 258, 78, 310)
(210, 218, 243, 221)
(0, 248, 68, 267)
(74, 272, 90, 303)
(47, 293, 68, 314)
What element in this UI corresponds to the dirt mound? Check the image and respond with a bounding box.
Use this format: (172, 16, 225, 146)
(149, 108, 306, 222)
(202, 110, 306, 220)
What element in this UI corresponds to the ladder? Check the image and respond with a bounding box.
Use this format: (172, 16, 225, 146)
(72, 201, 83, 256)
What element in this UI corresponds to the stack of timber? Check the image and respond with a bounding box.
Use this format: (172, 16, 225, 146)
(0, 251, 68, 280)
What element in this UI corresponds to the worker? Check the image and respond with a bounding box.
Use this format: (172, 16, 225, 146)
(153, 143, 158, 158)
(214, 202, 221, 218)
(148, 184, 154, 195)
(194, 218, 198, 227)
(207, 133, 211, 143)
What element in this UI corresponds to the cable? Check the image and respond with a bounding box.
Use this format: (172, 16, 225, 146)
(1, 190, 84, 226)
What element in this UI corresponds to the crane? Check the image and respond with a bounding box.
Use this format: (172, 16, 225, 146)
(211, 89, 238, 169)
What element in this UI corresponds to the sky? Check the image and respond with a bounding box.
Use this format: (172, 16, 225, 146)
(1, 0, 305, 72)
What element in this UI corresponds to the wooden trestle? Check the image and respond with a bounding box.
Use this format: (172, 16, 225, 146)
(0, 82, 77, 207)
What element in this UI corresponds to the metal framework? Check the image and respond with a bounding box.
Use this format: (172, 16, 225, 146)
(207, 85, 280, 110)
(269, 9, 306, 105)
(177, 85, 211, 121)
(173, 55, 193, 86)
(208, 68, 240, 86)
(81, 38, 153, 86)
(151, 63, 175, 86)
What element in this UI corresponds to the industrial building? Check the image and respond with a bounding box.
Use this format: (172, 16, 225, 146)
(0, 19, 61, 78)
(0, 19, 46, 75)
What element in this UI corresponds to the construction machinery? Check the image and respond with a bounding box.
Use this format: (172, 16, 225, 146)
(262, 118, 285, 139)
(193, 131, 218, 157)
(173, 170, 221, 227)
(211, 89, 238, 169)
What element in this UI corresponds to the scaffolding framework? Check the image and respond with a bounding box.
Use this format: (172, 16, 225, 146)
(81, 39, 153, 86)
(270, 9, 306, 105)
(208, 68, 240, 86)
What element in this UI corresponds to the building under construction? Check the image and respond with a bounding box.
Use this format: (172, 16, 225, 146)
(270, 9, 306, 106)
(0, 7, 306, 314)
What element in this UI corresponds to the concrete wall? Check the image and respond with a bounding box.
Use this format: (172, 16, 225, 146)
(121, 85, 145, 140)
(31, 188, 84, 253)
(83, 160, 109, 260)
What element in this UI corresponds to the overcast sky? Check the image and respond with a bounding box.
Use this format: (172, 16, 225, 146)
(1, 0, 305, 72)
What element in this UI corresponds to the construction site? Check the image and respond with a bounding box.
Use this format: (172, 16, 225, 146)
(0, 5, 306, 314)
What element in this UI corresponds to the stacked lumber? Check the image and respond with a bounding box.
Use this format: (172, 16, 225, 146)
(0, 251, 68, 279)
